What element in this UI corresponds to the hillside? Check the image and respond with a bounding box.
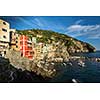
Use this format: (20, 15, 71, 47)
(17, 29, 96, 54)
(4, 29, 96, 79)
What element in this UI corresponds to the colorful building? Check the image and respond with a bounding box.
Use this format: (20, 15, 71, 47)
(0, 19, 37, 59)
(0, 19, 10, 56)
(20, 35, 34, 59)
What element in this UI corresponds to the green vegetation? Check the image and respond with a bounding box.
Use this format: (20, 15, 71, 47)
(17, 29, 95, 52)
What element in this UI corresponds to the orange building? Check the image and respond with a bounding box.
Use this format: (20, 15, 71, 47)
(20, 35, 34, 59)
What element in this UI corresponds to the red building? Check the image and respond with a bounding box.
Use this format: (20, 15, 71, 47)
(20, 35, 33, 59)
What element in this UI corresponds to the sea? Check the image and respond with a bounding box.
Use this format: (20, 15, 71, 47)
(51, 51, 100, 83)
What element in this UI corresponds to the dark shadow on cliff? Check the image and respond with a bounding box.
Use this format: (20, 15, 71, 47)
(0, 57, 77, 83)
(0, 57, 50, 83)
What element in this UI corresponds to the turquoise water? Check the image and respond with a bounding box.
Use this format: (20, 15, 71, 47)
(51, 51, 100, 83)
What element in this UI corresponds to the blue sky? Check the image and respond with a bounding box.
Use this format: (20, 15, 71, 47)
(0, 16, 100, 50)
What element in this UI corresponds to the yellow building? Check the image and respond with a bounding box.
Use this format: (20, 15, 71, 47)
(35, 43, 44, 59)
(0, 19, 10, 55)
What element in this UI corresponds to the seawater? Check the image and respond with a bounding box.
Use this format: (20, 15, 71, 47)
(51, 51, 100, 83)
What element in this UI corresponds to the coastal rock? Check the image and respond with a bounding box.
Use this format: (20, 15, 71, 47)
(5, 49, 56, 78)
(0, 57, 50, 82)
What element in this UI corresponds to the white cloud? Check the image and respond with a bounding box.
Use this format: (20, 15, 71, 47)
(16, 17, 42, 28)
(34, 18, 44, 27)
(34, 17, 65, 31)
(88, 33, 100, 39)
(67, 24, 100, 33)
(66, 20, 100, 39)
(16, 17, 33, 27)
(74, 19, 83, 25)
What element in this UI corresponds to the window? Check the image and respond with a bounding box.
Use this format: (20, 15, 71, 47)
(3, 35, 6, 39)
(10, 31, 13, 34)
(16, 45, 18, 48)
(21, 53, 23, 56)
(2, 28, 7, 32)
(3, 22, 6, 25)
(16, 37, 18, 39)
(16, 41, 18, 43)
(20, 41, 23, 45)
(4, 51, 6, 54)
(30, 52, 33, 55)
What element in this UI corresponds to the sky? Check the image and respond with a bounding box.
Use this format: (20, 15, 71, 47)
(0, 16, 100, 50)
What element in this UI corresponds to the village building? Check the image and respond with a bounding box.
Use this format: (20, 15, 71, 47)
(32, 37, 37, 44)
(9, 29, 21, 51)
(20, 35, 36, 59)
(0, 19, 10, 56)
(35, 42, 44, 60)
(45, 44, 56, 59)
(0, 19, 37, 59)
(0, 19, 50, 60)
(35, 43, 56, 60)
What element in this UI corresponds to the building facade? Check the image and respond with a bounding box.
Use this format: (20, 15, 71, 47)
(20, 35, 34, 59)
(0, 19, 10, 56)
(35, 42, 44, 60)
(10, 29, 20, 51)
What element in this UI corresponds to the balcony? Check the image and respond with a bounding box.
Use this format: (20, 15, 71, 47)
(27, 40, 32, 44)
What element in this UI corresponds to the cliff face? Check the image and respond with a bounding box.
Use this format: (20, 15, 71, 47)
(17, 29, 96, 54)
(6, 49, 56, 78)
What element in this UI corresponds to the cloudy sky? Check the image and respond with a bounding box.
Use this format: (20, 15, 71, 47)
(0, 16, 100, 50)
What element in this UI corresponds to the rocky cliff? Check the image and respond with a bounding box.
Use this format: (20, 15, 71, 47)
(0, 57, 50, 82)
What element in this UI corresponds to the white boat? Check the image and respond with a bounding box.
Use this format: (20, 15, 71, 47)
(67, 62, 73, 66)
(78, 60, 85, 67)
(72, 79, 80, 83)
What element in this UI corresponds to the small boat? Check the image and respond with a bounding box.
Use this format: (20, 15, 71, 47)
(78, 60, 85, 67)
(72, 79, 80, 83)
(67, 62, 73, 66)
(63, 63, 66, 66)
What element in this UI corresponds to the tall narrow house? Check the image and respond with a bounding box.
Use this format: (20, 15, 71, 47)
(0, 19, 10, 56)
(9, 29, 20, 51)
(20, 35, 34, 59)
